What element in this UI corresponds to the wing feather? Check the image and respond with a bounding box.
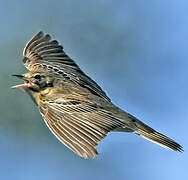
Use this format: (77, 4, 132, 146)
(23, 31, 79, 70)
(38, 99, 124, 158)
(49, 122, 87, 158)
(23, 31, 111, 101)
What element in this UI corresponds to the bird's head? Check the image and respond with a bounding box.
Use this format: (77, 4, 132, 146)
(12, 72, 54, 92)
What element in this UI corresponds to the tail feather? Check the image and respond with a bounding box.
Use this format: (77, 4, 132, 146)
(135, 128, 183, 152)
(113, 110, 183, 152)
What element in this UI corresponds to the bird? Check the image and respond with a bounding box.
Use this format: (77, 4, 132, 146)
(12, 31, 183, 159)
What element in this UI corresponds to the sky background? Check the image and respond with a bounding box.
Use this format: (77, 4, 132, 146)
(0, 0, 187, 179)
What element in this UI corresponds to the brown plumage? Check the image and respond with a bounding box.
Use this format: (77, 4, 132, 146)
(12, 32, 183, 158)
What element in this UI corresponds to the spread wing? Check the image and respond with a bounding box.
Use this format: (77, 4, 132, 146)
(23, 31, 110, 101)
(38, 99, 124, 158)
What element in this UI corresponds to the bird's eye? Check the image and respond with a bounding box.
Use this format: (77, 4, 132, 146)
(34, 74, 41, 80)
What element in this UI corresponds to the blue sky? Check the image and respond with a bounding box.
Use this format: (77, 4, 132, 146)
(0, 0, 187, 179)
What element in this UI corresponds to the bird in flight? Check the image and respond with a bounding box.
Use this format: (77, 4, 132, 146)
(12, 32, 183, 159)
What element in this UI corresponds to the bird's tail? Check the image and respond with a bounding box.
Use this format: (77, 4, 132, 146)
(133, 120, 183, 152)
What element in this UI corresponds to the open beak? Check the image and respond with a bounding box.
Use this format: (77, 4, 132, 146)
(12, 74, 24, 79)
(12, 74, 29, 89)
